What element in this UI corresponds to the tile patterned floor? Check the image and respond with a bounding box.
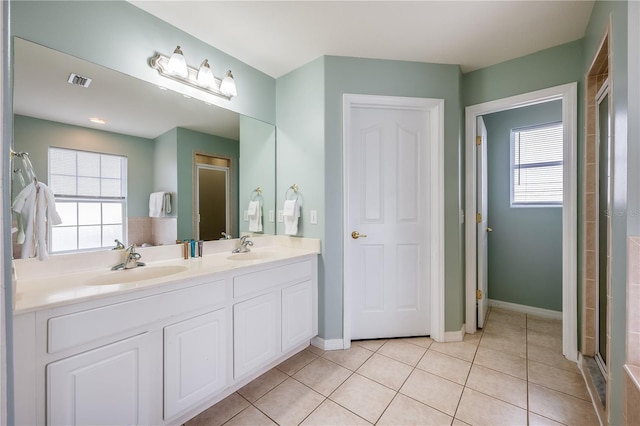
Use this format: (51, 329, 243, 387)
(185, 308, 599, 425)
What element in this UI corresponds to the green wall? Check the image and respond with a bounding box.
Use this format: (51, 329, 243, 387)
(582, 1, 629, 424)
(10, 1, 276, 124)
(483, 101, 563, 311)
(153, 128, 178, 211)
(13, 114, 154, 217)
(176, 128, 239, 241)
(239, 116, 277, 236)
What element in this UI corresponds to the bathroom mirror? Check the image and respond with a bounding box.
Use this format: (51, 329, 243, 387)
(11, 37, 276, 257)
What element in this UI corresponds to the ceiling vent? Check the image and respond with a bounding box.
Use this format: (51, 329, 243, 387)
(67, 73, 92, 88)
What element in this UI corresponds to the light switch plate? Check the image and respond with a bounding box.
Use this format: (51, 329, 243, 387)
(277, 210, 284, 223)
(310, 210, 318, 225)
(243, 210, 248, 221)
(268, 210, 275, 222)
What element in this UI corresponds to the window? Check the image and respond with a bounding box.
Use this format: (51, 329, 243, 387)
(48, 147, 127, 253)
(511, 122, 563, 206)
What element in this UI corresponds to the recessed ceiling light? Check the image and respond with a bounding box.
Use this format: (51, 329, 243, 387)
(89, 117, 107, 125)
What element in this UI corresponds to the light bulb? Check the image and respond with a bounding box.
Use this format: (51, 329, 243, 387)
(166, 45, 188, 78)
(220, 70, 237, 98)
(196, 59, 214, 88)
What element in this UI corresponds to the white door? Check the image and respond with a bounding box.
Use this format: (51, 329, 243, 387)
(476, 116, 490, 328)
(196, 164, 229, 240)
(347, 103, 430, 340)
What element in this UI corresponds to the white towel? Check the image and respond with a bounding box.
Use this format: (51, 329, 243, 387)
(283, 199, 300, 235)
(12, 182, 62, 260)
(149, 192, 171, 217)
(247, 201, 262, 232)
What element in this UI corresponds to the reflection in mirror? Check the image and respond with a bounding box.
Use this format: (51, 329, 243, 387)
(11, 37, 276, 259)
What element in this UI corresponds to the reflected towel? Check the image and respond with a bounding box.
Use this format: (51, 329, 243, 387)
(248, 201, 262, 232)
(149, 192, 171, 217)
(283, 199, 299, 235)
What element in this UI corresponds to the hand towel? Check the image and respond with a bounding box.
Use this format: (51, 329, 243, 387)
(247, 200, 262, 232)
(149, 192, 169, 217)
(283, 199, 299, 235)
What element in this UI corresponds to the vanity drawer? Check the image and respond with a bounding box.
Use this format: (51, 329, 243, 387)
(48, 279, 226, 354)
(233, 259, 312, 298)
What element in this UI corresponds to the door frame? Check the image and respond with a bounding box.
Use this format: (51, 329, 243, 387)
(464, 82, 578, 362)
(342, 94, 446, 348)
(194, 162, 230, 240)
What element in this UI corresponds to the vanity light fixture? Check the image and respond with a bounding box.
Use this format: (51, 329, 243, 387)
(166, 46, 188, 78)
(150, 46, 237, 100)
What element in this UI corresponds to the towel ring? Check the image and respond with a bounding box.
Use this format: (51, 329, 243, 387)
(285, 184, 303, 206)
(251, 187, 264, 206)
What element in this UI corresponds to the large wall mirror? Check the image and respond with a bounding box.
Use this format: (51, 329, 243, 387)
(11, 38, 276, 258)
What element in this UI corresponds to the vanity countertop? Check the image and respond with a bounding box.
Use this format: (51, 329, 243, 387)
(13, 236, 320, 314)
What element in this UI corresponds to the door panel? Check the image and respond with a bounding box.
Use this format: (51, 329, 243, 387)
(477, 116, 489, 328)
(348, 105, 430, 339)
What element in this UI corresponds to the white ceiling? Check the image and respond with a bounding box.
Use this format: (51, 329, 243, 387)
(130, 0, 595, 78)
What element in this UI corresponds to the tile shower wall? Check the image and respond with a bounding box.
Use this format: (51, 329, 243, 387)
(127, 217, 177, 247)
(625, 238, 640, 425)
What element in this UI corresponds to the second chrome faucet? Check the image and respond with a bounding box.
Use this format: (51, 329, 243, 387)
(111, 244, 146, 270)
(232, 236, 253, 253)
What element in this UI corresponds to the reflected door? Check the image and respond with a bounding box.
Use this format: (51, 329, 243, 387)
(196, 164, 229, 241)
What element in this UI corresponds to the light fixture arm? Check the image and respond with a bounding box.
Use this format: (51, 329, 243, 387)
(149, 52, 234, 100)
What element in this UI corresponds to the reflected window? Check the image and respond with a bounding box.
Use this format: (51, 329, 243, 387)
(48, 147, 127, 253)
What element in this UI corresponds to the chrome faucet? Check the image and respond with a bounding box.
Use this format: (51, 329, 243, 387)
(220, 232, 232, 240)
(112, 239, 125, 250)
(111, 244, 146, 270)
(232, 235, 253, 253)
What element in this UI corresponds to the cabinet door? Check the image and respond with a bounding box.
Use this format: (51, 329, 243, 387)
(47, 333, 152, 426)
(233, 292, 279, 379)
(164, 309, 226, 420)
(282, 280, 314, 352)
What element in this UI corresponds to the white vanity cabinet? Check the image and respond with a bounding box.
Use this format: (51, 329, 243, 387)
(13, 252, 318, 426)
(47, 333, 155, 426)
(164, 308, 227, 419)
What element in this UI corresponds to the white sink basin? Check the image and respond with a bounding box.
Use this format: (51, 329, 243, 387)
(84, 265, 188, 286)
(226, 251, 275, 261)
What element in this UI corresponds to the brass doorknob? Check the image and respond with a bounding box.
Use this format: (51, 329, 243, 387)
(351, 231, 367, 239)
(487, 227, 493, 233)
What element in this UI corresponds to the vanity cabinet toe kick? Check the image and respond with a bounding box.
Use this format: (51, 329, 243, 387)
(13, 255, 318, 426)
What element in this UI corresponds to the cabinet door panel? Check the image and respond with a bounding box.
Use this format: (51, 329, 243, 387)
(282, 280, 314, 352)
(164, 309, 226, 420)
(47, 333, 151, 426)
(233, 293, 279, 379)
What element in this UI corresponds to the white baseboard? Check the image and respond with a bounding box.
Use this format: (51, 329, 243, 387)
(443, 323, 465, 342)
(488, 299, 562, 320)
(311, 336, 344, 351)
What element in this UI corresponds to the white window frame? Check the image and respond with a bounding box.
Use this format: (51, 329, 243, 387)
(510, 121, 563, 208)
(48, 147, 127, 254)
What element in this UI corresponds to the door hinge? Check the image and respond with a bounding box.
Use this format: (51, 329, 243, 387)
(476, 289, 483, 300)
(476, 213, 482, 224)
(476, 136, 482, 146)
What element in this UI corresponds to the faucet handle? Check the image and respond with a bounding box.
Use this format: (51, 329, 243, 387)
(112, 239, 125, 250)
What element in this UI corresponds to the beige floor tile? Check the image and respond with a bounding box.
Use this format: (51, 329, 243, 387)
(529, 383, 600, 425)
(479, 332, 526, 358)
(254, 378, 324, 425)
(329, 374, 396, 424)
(527, 328, 563, 351)
(487, 308, 527, 328)
(377, 339, 427, 366)
(293, 357, 352, 396)
(452, 419, 471, 426)
(416, 350, 472, 385)
(455, 387, 527, 426)
(356, 353, 413, 390)
(429, 341, 478, 362)
(527, 316, 563, 337)
(527, 343, 578, 372)
(473, 346, 527, 380)
(401, 336, 434, 349)
(483, 320, 528, 340)
(223, 406, 277, 426)
(301, 399, 371, 425)
(352, 339, 387, 352)
(377, 393, 452, 426)
(399, 369, 463, 416)
(528, 360, 590, 400)
(185, 393, 250, 426)
(276, 349, 318, 375)
(463, 331, 483, 346)
(322, 345, 373, 371)
(306, 344, 325, 356)
(237, 368, 288, 403)
(465, 364, 527, 409)
(528, 411, 565, 426)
